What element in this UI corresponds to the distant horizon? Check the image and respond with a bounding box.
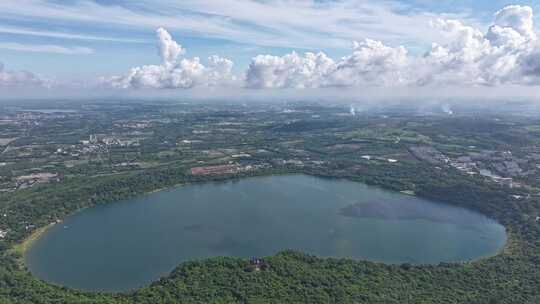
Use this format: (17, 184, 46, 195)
(3, 92, 540, 118)
(2, 84, 540, 103)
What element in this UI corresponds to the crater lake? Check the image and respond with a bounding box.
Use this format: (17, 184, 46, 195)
(25, 174, 507, 292)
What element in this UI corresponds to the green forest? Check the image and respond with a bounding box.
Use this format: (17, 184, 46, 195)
(0, 160, 539, 303)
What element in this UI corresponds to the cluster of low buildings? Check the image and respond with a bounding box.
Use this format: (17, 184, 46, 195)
(409, 145, 534, 188)
(272, 159, 305, 167)
(408, 146, 450, 165)
(361, 155, 399, 163)
(116, 121, 151, 129)
(190, 157, 330, 176)
(15, 172, 58, 189)
(81, 134, 140, 147)
(0, 171, 60, 192)
(54, 134, 142, 158)
(248, 257, 270, 272)
(190, 164, 241, 175)
(190, 161, 274, 176)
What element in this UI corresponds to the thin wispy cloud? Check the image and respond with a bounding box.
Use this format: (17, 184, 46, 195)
(0, 0, 481, 50)
(0, 26, 147, 44)
(0, 42, 94, 55)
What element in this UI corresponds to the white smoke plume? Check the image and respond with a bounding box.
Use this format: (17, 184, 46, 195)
(441, 104, 454, 115)
(350, 105, 356, 116)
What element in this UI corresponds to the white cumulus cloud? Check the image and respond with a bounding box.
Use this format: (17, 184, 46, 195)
(332, 39, 409, 87)
(0, 62, 44, 87)
(245, 52, 336, 89)
(106, 5, 540, 91)
(244, 39, 408, 89)
(420, 5, 540, 86)
(245, 4, 540, 89)
(156, 27, 185, 67)
(105, 28, 236, 89)
(492, 5, 535, 41)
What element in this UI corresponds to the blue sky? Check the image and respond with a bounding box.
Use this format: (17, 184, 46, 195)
(1, 0, 540, 89)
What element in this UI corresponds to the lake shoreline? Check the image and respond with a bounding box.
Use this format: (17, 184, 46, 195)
(11, 222, 55, 266)
(16, 172, 511, 261)
(19, 173, 506, 292)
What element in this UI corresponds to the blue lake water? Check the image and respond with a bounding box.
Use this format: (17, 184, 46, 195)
(25, 174, 507, 292)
